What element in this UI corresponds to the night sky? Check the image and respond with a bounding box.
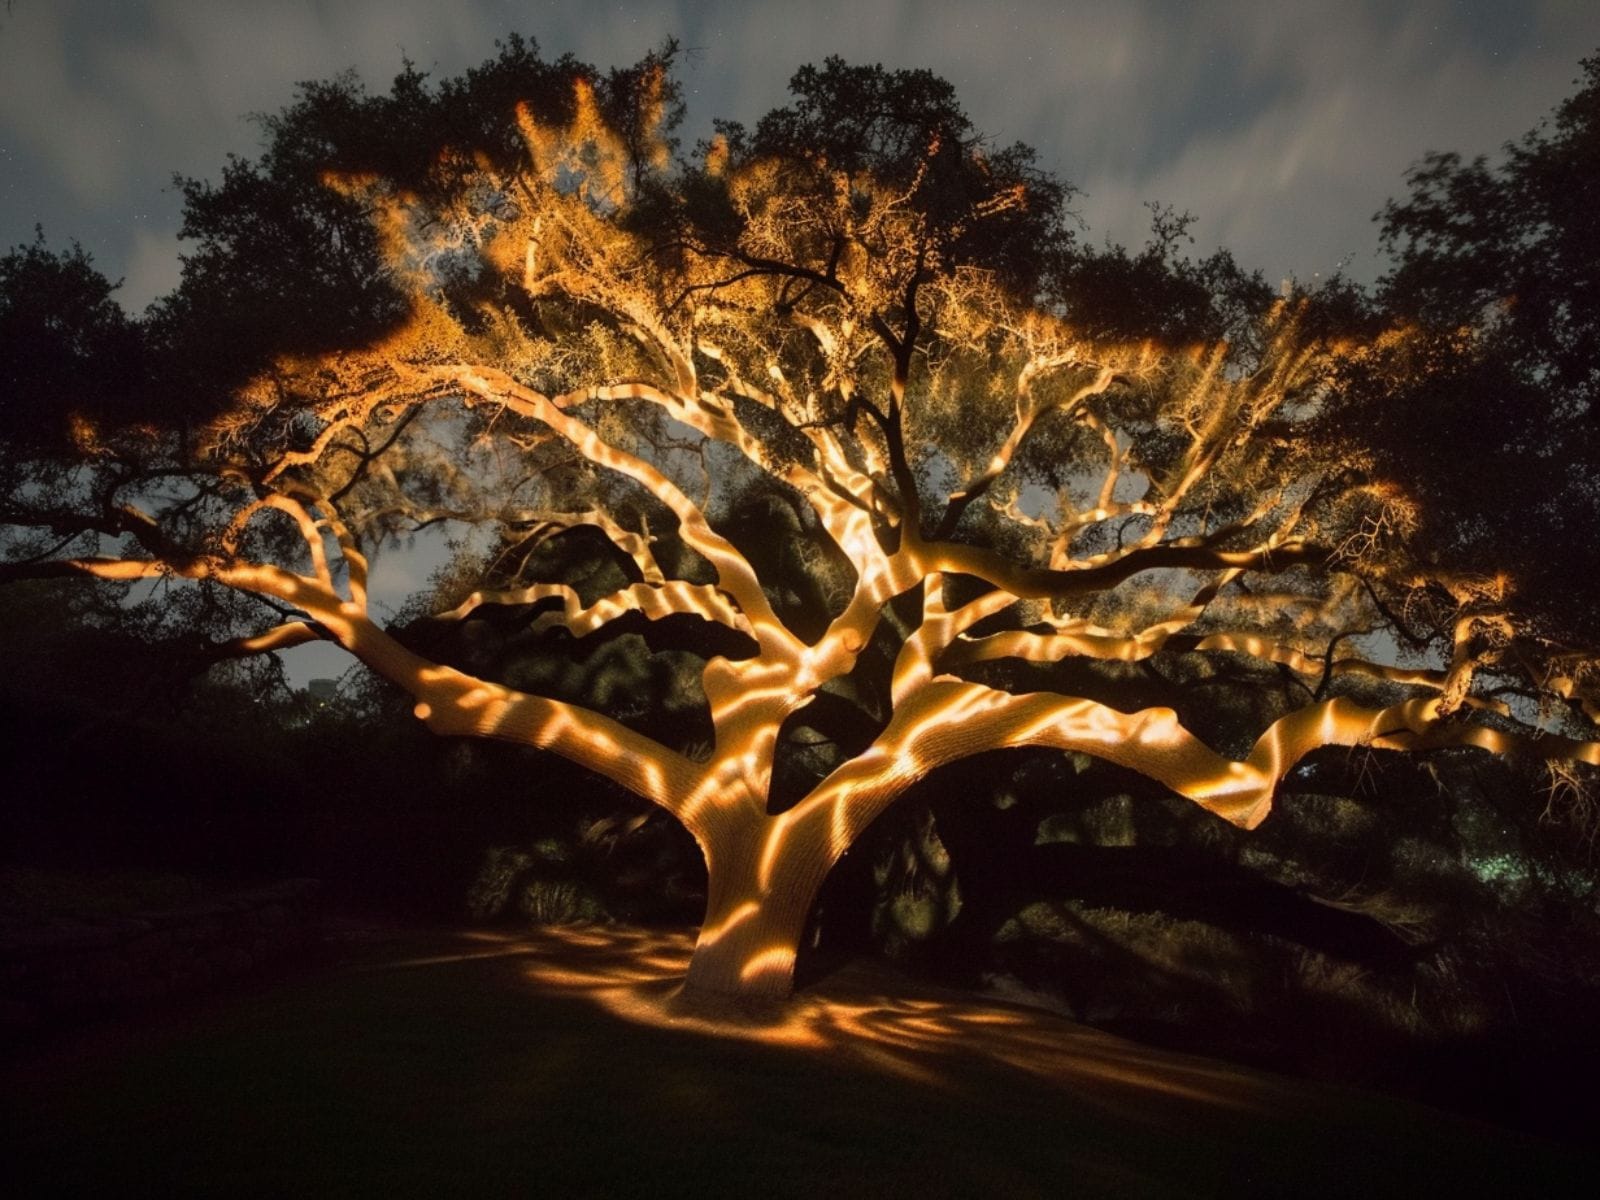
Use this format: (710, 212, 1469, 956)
(4, 0, 1599, 313)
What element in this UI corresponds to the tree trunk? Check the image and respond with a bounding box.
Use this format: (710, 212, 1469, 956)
(682, 816, 833, 1000)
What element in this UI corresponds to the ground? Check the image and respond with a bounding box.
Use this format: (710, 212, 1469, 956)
(2, 921, 1591, 1198)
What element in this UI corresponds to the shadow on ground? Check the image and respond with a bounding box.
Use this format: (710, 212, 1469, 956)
(4, 923, 1591, 1198)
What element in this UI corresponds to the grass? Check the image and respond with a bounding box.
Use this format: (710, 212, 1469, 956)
(0, 865, 222, 918)
(3, 924, 1591, 1198)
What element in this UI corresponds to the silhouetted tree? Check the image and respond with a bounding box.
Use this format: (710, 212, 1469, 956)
(1322, 53, 1600, 650)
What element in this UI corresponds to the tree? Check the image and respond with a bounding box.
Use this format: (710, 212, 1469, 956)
(1323, 54, 1600, 651)
(3, 42, 1597, 1001)
(1378, 55, 1600, 426)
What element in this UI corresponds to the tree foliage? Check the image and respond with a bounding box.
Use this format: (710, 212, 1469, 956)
(0, 233, 145, 453)
(1321, 54, 1600, 648)
(2, 41, 1597, 1000)
(1380, 55, 1600, 419)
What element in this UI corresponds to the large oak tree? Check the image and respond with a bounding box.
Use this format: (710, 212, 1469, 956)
(3, 41, 1597, 999)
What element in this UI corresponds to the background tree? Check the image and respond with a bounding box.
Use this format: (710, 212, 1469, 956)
(1323, 53, 1600, 655)
(2, 41, 1597, 1001)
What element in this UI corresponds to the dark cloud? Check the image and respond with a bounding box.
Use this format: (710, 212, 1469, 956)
(3, 0, 1598, 307)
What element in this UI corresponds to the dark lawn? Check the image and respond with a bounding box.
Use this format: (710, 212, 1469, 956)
(3, 925, 1590, 1198)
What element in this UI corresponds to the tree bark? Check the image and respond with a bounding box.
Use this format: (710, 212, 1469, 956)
(681, 816, 834, 1000)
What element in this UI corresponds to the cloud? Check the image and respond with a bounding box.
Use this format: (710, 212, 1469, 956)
(120, 225, 183, 311)
(2, 0, 1598, 304)
(1047, 0, 1600, 280)
(0, 4, 135, 202)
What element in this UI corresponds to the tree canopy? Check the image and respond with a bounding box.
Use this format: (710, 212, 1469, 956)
(1321, 54, 1600, 649)
(2, 39, 1597, 1000)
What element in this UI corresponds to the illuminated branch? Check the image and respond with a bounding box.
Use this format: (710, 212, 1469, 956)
(436, 579, 754, 638)
(1544, 661, 1600, 726)
(3, 546, 713, 823)
(432, 365, 798, 657)
(0, 556, 186, 586)
(1080, 407, 1131, 521)
(259, 379, 409, 486)
(942, 569, 1240, 668)
(222, 495, 334, 591)
(493, 508, 667, 586)
(788, 682, 1600, 864)
(935, 362, 1118, 539)
(317, 500, 369, 612)
(945, 625, 1512, 716)
(1129, 310, 1323, 552)
(578, 373, 880, 568)
(921, 534, 1329, 601)
(210, 620, 326, 658)
(891, 576, 1018, 705)
(698, 326, 891, 538)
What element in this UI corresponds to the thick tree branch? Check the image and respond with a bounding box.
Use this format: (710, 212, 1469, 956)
(436, 579, 754, 638)
(429, 364, 798, 658)
(209, 620, 326, 658)
(782, 682, 1600, 875)
(935, 363, 1117, 540)
(919, 534, 1330, 601)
